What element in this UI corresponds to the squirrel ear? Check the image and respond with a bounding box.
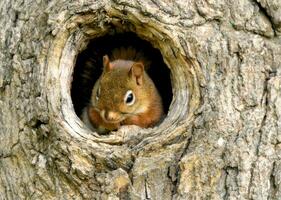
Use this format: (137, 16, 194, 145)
(130, 62, 144, 85)
(103, 55, 112, 72)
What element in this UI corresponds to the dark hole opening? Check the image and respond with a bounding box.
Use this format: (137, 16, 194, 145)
(71, 32, 172, 121)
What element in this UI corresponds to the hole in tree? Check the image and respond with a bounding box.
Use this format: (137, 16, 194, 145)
(71, 32, 172, 128)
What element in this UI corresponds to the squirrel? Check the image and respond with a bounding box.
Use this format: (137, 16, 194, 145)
(81, 47, 164, 134)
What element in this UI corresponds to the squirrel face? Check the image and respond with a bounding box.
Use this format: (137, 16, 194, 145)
(90, 55, 150, 125)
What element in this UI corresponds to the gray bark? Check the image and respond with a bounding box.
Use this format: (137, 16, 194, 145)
(1, 0, 281, 199)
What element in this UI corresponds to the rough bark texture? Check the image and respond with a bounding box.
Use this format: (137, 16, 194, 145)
(1, 0, 281, 199)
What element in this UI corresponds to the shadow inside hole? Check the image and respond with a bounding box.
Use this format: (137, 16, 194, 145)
(71, 32, 172, 118)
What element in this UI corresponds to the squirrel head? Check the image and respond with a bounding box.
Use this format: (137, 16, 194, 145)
(90, 55, 151, 124)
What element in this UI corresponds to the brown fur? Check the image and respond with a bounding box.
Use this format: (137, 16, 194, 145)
(82, 47, 163, 133)
(110, 47, 151, 70)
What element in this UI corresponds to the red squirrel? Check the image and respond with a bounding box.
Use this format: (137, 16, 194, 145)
(81, 47, 164, 134)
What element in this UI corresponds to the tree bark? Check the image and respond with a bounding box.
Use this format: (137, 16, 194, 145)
(1, 0, 281, 199)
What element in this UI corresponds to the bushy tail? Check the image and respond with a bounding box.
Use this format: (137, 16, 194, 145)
(110, 47, 151, 69)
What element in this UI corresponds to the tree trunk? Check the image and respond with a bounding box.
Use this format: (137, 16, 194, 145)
(1, 0, 281, 199)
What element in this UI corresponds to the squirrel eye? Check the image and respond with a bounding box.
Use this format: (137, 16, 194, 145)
(96, 87, 100, 101)
(124, 90, 135, 106)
